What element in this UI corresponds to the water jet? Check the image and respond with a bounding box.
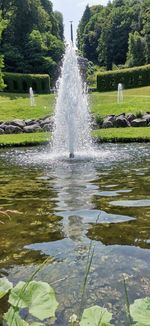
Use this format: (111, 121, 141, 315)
(52, 45, 92, 159)
(117, 83, 123, 104)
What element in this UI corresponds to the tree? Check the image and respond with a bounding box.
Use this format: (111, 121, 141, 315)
(77, 5, 91, 51)
(0, 0, 65, 84)
(77, 0, 147, 70)
(97, 18, 113, 70)
(0, 11, 7, 90)
(126, 31, 146, 67)
(141, 0, 150, 63)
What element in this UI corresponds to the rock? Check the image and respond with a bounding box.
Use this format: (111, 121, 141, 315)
(42, 124, 51, 131)
(102, 115, 115, 128)
(105, 115, 115, 123)
(42, 117, 52, 124)
(5, 125, 22, 134)
(0, 122, 11, 129)
(116, 113, 125, 117)
(23, 124, 41, 133)
(25, 119, 36, 126)
(142, 114, 150, 123)
(126, 113, 136, 122)
(114, 116, 130, 128)
(0, 128, 4, 134)
(131, 118, 147, 127)
(11, 119, 26, 128)
(102, 121, 113, 128)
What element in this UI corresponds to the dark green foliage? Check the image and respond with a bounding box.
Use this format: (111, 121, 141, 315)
(0, 55, 5, 91)
(141, 0, 150, 64)
(97, 64, 150, 91)
(3, 72, 50, 93)
(0, 11, 7, 90)
(126, 31, 146, 67)
(77, 0, 150, 70)
(0, 0, 65, 84)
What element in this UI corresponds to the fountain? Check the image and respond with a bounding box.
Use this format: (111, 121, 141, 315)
(117, 83, 123, 104)
(52, 45, 92, 159)
(29, 87, 35, 106)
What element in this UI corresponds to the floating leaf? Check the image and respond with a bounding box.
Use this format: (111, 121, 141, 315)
(0, 277, 13, 299)
(130, 297, 150, 325)
(135, 324, 148, 326)
(80, 305, 114, 326)
(4, 307, 44, 326)
(9, 280, 58, 321)
(4, 307, 29, 326)
(30, 323, 44, 326)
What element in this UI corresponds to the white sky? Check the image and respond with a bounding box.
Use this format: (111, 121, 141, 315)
(52, 0, 109, 42)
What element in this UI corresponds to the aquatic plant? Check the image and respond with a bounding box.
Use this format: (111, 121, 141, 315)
(0, 276, 150, 325)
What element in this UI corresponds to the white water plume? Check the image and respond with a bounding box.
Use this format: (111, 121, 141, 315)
(52, 45, 92, 158)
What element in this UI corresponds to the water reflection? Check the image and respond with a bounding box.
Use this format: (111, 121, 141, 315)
(0, 143, 150, 325)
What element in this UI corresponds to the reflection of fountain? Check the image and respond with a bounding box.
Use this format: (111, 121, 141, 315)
(52, 45, 92, 159)
(52, 162, 98, 242)
(29, 87, 35, 106)
(117, 83, 123, 104)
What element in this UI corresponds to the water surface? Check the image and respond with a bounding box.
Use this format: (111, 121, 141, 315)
(0, 143, 150, 325)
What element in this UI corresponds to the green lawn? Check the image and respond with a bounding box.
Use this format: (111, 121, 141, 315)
(90, 86, 150, 117)
(0, 92, 54, 121)
(93, 127, 150, 142)
(0, 87, 149, 146)
(0, 132, 50, 146)
(0, 128, 149, 147)
(0, 86, 150, 121)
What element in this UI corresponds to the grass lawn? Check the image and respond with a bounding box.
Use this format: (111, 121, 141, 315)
(0, 132, 50, 146)
(0, 92, 55, 121)
(90, 86, 150, 117)
(0, 128, 149, 147)
(0, 86, 150, 121)
(93, 127, 150, 142)
(0, 87, 149, 146)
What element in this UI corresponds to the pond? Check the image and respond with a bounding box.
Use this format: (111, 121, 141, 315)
(0, 143, 150, 325)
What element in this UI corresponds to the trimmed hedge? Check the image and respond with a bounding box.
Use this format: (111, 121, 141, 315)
(97, 64, 150, 91)
(3, 72, 50, 94)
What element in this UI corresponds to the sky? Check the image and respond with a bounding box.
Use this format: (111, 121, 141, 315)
(52, 0, 109, 42)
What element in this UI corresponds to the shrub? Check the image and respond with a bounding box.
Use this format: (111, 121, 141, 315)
(97, 64, 150, 91)
(3, 72, 50, 94)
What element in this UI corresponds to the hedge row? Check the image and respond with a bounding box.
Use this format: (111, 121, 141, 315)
(97, 64, 150, 91)
(3, 72, 50, 94)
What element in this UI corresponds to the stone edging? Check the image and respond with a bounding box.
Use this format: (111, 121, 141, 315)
(0, 116, 53, 134)
(93, 112, 150, 129)
(0, 112, 150, 135)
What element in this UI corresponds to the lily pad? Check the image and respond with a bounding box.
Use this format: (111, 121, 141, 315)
(80, 305, 114, 326)
(4, 307, 44, 326)
(9, 280, 59, 321)
(4, 307, 29, 326)
(130, 297, 150, 325)
(0, 277, 13, 299)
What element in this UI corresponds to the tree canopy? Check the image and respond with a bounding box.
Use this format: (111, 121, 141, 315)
(77, 0, 150, 69)
(0, 0, 65, 84)
(0, 10, 7, 90)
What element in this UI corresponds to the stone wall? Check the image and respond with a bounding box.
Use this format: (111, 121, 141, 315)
(0, 116, 53, 134)
(0, 112, 149, 135)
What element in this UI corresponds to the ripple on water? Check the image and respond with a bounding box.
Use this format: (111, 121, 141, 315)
(109, 199, 150, 207)
(97, 189, 132, 197)
(55, 209, 135, 224)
